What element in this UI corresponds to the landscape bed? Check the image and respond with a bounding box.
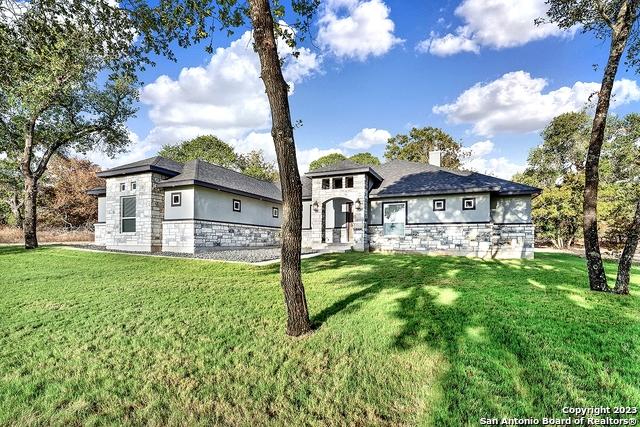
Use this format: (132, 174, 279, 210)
(0, 247, 638, 426)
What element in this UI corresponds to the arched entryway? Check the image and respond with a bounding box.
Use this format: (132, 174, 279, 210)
(322, 197, 354, 244)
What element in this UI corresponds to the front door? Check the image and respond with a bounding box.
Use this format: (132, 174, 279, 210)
(345, 202, 354, 242)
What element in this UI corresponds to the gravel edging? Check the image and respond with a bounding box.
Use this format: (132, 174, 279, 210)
(64, 244, 318, 264)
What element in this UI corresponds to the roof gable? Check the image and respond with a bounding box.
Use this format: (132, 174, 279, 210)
(370, 160, 540, 197)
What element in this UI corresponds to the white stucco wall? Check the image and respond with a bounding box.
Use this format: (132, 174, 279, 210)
(97, 197, 106, 223)
(164, 187, 195, 220)
(491, 195, 532, 223)
(162, 185, 282, 227)
(369, 193, 491, 224)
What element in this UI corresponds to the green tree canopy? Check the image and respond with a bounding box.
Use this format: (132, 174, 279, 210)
(158, 135, 238, 168)
(308, 152, 381, 171)
(308, 153, 347, 171)
(237, 150, 279, 182)
(349, 152, 380, 166)
(0, 0, 138, 248)
(517, 111, 640, 249)
(384, 127, 467, 169)
(520, 112, 591, 187)
(158, 135, 279, 182)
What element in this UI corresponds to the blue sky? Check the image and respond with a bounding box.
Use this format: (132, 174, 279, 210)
(90, 0, 640, 179)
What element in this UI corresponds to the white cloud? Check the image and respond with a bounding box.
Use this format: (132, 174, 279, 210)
(433, 71, 640, 136)
(462, 139, 525, 180)
(297, 147, 345, 173)
(417, 29, 479, 56)
(86, 29, 320, 170)
(317, 0, 402, 61)
(418, 0, 572, 56)
(340, 127, 391, 149)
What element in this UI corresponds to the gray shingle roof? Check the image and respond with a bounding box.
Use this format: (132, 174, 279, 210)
(301, 176, 312, 199)
(369, 160, 540, 197)
(87, 187, 106, 196)
(157, 159, 283, 202)
(96, 156, 183, 178)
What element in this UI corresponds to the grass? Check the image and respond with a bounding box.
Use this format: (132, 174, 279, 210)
(0, 247, 638, 426)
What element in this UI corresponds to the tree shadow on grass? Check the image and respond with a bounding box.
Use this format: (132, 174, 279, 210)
(303, 252, 640, 425)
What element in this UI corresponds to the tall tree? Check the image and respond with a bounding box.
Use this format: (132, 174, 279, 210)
(247, 0, 313, 335)
(158, 135, 239, 168)
(384, 127, 467, 169)
(1, 1, 137, 249)
(604, 114, 640, 294)
(545, 0, 640, 291)
(39, 156, 105, 229)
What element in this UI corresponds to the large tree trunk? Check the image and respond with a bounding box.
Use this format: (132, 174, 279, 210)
(248, 0, 312, 336)
(614, 199, 640, 295)
(583, 1, 638, 292)
(22, 175, 38, 249)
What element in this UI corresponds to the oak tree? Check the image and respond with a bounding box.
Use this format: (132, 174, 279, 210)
(544, 0, 640, 291)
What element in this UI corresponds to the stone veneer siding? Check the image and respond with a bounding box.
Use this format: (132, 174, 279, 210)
(94, 223, 106, 245)
(369, 222, 534, 259)
(163, 219, 280, 253)
(103, 172, 165, 252)
(309, 173, 369, 251)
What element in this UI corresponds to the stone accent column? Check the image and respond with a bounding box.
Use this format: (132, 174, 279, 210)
(308, 173, 369, 251)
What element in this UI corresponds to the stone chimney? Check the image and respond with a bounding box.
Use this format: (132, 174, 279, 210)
(428, 150, 442, 167)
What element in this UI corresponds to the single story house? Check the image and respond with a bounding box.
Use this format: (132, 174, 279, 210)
(89, 152, 540, 258)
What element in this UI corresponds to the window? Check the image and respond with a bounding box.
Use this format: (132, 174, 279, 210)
(321, 179, 330, 189)
(272, 207, 279, 218)
(233, 199, 241, 212)
(120, 183, 126, 191)
(463, 197, 476, 210)
(131, 181, 137, 190)
(345, 176, 354, 188)
(332, 177, 343, 189)
(121, 196, 136, 232)
(171, 192, 182, 207)
(383, 203, 406, 236)
(433, 199, 446, 211)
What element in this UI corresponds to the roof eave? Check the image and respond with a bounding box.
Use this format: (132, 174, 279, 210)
(96, 165, 181, 178)
(158, 179, 282, 204)
(370, 187, 498, 199)
(86, 187, 106, 196)
(305, 167, 383, 181)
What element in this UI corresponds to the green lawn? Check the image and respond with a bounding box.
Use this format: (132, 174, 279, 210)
(0, 247, 638, 426)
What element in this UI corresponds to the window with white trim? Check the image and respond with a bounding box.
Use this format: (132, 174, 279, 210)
(383, 203, 406, 236)
(120, 183, 126, 191)
(272, 207, 279, 218)
(171, 192, 182, 207)
(433, 199, 446, 211)
(121, 196, 136, 232)
(462, 197, 476, 210)
(131, 181, 137, 190)
(332, 177, 343, 189)
(233, 199, 241, 212)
